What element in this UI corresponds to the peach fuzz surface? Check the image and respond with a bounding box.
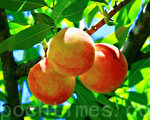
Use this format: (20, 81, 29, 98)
(48, 27, 95, 76)
(28, 58, 75, 105)
(79, 43, 128, 93)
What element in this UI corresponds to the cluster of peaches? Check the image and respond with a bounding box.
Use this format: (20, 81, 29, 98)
(28, 27, 128, 105)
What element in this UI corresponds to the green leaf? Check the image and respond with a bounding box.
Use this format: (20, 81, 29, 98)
(54, 0, 76, 17)
(32, 13, 55, 26)
(113, 0, 142, 29)
(0, 92, 6, 101)
(125, 58, 150, 87)
(110, 107, 121, 120)
(0, 108, 11, 120)
(85, 5, 99, 27)
(147, 90, 150, 105)
(94, 24, 131, 48)
(8, 22, 31, 35)
(17, 0, 27, 12)
(142, 45, 150, 52)
(63, 102, 85, 120)
(106, 19, 116, 26)
(6, 11, 28, 25)
(110, 105, 128, 120)
(128, 0, 143, 21)
(0, 0, 47, 11)
(114, 23, 131, 48)
(97, 2, 108, 17)
(128, 92, 148, 105)
(0, 24, 51, 53)
(119, 105, 128, 120)
(0, 68, 4, 80)
(134, 66, 150, 93)
(83, 2, 98, 18)
(30, 105, 60, 118)
(24, 47, 39, 61)
(61, 0, 89, 22)
(91, 0, 108, 4)
(135, 78, 149, 93)
(75, 84, 97, 102)
(142, 0, 150, 8)
(64, 79, 103, 120)
(97, 2, 115, 26)
(97, 94, 114, 107)
(136, 108, 147, 120)
(75, 83, 103, 120)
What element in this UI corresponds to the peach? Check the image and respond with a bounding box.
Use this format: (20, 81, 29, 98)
(48, 27, 95, 76)
(28, 58, 75, 105)
(79, 43, 128, 93)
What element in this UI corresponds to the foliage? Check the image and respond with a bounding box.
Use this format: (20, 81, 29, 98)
(0, 0, 150, 120)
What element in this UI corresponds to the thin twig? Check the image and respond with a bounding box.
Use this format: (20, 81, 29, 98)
(86, 0, 132, 35)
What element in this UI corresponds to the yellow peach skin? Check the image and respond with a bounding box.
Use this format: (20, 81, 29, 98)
(28, 58, 75, 105)
(79, 43, 128, 93)
(48, 27, 95, 76)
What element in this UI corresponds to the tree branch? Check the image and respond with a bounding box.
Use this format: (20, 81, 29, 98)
(121, 2, 150, 66)
(15, 56, 42, 78)
(0, 9, 24, 120)
(86, 0, 132, 35)
(137, 52, 150, 61)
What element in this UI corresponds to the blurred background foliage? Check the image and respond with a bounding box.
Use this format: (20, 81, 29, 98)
(0, 0, 150, 120)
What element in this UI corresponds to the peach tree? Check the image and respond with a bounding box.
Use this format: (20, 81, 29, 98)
(0, 0, 150, 120)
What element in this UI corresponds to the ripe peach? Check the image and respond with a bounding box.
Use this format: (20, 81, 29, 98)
(79, 43, 128, 93)
(28, 58, 75, 105)
(48, 27, 95, 76)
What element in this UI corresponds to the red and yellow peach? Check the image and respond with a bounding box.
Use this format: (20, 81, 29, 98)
(48, 27, 95, 76)
(79, 43, 128, 93)
(28, 58, 75, 105)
